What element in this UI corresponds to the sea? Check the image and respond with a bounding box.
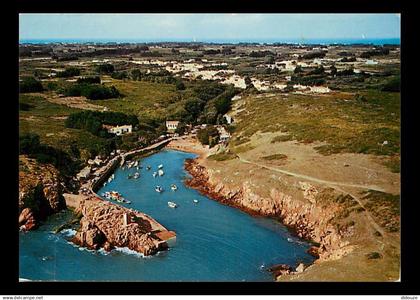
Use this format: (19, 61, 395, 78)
(19, 150, 314, 282)
(19, 38, 400, 46)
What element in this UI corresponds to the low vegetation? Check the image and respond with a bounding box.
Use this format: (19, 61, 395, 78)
(261, 153, 288, 161)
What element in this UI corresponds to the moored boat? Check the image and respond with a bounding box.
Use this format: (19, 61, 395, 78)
(193, 199, 199, 204)
(158, 169, 164, 176)
(152, 172, 157, 177)
(155, 185, 163, 193)
(170, 184, 178, 191)
(168, 201, 177, 208)
(158, 164, 163, 169)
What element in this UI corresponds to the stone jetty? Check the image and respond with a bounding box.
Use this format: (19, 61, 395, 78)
(68, 194, 176, 256)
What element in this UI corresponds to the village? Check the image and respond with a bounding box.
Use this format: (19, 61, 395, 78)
(19, 35, 400, 282)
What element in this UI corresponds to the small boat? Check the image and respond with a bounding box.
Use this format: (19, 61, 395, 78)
(127, 174, 133, 179)
(168, 201, 177, 208)
(152, 172, 157, 177)
(134, 161, 139, 167)
(101, 192, 106, 197)
(193, 199, 199, 204)
(107, 177, 113, 183)
(136, 166, 139, 170)
(155, 186, 163, 193)
(158, 164, 164, 169)
(133, 172, 140, 179)
(103, 182, 107, 187)
(171, 184, 178, 191)
(124, 200, 131, 204)
(158, 169, 164, 176)
(146, 166, 151, 170)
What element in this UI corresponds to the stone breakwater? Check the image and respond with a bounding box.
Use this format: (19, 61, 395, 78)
(71, 195, 176, 256)
(184, 158, 356, 275)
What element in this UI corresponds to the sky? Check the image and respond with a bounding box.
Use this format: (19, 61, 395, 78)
(19, 13, 401, 42)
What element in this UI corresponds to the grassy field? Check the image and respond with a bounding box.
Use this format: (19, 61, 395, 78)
(231, 90, 400, 171)
(19, 94, 109, 155)
(95, 77, 180, 120)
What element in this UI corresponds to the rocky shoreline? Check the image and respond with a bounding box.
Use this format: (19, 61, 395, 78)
(70, 195, 175, 256)
(19, 156, 67, 231)
(184, 158, 356, 279)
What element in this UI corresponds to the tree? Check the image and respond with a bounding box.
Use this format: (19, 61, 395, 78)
(197, 126, 220, 147)
(56, 67, 81, 78)
(294, 65, 303, 74)
(330, 65, 337, 76)
(131, 69, 142, 81)
(175, 122, 187, 135)
(19, 77, 44, 93)
(175, 80, 185, 90)
(77, 76, 101, 84)
(382, 76, 400, 92)
(95, 63, 115, 74)
(265, 56, 275, 64)
(19, 133, 41, 154)
(184, 98, 206, 121)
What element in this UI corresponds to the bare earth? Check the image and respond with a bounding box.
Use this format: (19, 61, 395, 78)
(166, 135, 400, 282)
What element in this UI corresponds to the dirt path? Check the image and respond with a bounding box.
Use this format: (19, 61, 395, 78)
(237, 154, 388, 238)
(237, 155, 386, 192)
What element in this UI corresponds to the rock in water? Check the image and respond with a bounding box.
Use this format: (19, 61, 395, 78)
(295, 263, 305, 273)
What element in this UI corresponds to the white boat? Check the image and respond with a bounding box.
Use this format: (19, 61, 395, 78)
(193, 199, 199, 204)
(171, 184, 178, 191)
(155, 186, 163, 193)
(134, 161, 139, 167)
(158, 169, 164, 176)
(168, 201, 177, 208)
(152, 172, 157, 177)
(108, 177, 113, 183)
(146, 166, 151, 170)
(158, 164, 164, 169)
(133, 172, 140, 179)
(103, 182, 107, 187)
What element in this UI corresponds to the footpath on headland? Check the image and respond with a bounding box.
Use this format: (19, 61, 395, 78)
(63, 137, 176, 256)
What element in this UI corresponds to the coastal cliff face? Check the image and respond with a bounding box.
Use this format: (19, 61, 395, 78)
(184, 158, 356, 266)
(19, 156, 66, 230)
(72, 196, 170, 256)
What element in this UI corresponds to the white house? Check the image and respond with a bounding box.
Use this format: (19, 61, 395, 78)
(103, 124, 132, 136)
(166, 121, 180, 132)
(76, 166, 91, 180)
(223, 114, 234, 124)
(217, 126, 231, 143)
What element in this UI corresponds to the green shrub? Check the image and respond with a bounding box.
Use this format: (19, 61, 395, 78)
(19, 77, 44, 93)
(56, 67, 80, 78)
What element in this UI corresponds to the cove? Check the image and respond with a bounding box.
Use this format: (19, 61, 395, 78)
(19, 149, 314, 281)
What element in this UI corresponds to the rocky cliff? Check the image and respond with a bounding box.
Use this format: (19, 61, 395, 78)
(19, 155, 67, 230)
(71, 195, 173, 256)
(184, 158, 356, 266)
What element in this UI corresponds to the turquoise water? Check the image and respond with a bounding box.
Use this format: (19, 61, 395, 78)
(19, 150, 314, 281)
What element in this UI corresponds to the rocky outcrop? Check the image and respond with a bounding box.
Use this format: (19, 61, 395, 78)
(71, 195, 174, 256)
(184, 158, 356, 273)
(19, 156, 67, 231)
